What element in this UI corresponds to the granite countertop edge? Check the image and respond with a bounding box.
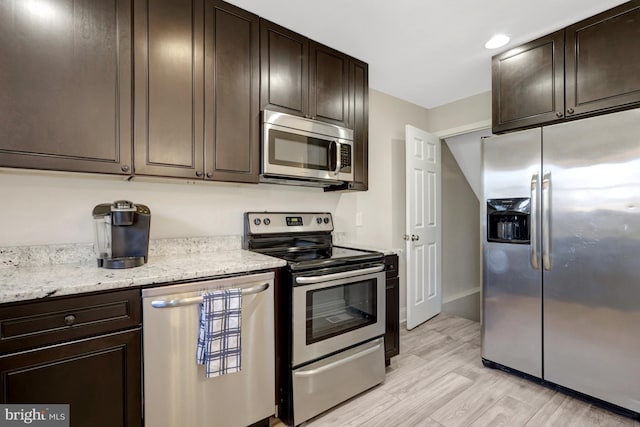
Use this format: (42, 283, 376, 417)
(0, 250, 286, 304)
(335, 243, 402, 256)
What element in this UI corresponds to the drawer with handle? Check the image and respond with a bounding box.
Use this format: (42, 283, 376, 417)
(0, 288, 141, 354)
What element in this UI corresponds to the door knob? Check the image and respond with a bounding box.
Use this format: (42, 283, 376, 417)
(411, 235, 420, 241)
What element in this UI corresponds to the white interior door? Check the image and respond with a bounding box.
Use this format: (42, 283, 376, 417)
(405, 125, 441, 330)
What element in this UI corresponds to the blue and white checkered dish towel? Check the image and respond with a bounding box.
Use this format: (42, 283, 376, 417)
(196, 289, 242, 378)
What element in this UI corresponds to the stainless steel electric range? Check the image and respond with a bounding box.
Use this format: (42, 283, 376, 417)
(243, 212, 386, 426)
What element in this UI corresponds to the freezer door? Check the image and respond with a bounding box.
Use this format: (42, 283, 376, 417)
(482, 128, 542, 378)
(543, 108, 640, 412)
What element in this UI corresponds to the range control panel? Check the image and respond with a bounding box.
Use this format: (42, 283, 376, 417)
(245, 212, 333, 234)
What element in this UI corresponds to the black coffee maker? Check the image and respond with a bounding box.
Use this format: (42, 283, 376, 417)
(92, 200, 151, 269)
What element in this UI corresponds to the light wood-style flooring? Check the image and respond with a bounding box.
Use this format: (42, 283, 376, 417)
(272, 314, 640, 427)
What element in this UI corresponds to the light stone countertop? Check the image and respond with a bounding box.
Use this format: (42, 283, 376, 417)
(0, 242, 285, 304)
(334, 242, 402, 256)
(331, 233, 402, 256)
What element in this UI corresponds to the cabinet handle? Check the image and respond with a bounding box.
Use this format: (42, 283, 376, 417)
(567, 107, 575, 115)
(64, 314, 76, 326)
(556, 111, 563, 118)
(206, 172, 213, 179)
(195, 170, 203, 178)
(121, 164, 130, 173)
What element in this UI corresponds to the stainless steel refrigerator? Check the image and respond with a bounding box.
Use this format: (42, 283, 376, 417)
(481, 108, 640, 414)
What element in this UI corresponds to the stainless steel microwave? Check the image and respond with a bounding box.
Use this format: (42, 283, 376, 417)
(261, 110, 354, 187)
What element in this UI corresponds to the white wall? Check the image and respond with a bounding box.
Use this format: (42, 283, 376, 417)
(0, 88, 487, 327)
(429, 91, 491, 323)
(441, 143, 481, 321)
(0, 171, 356, 246)
(335, 89, 431, 322)
(338, 89, 430, 248)
(427, 91, 491, 134)
(444, 128, 490, 201)
(0, 88, 429, 250)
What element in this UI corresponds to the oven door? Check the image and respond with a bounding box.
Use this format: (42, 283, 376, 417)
(291, 264, 385, 366)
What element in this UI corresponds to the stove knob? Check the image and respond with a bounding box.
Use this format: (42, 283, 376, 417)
(316, 217, 322, 225)
(323, 217, 330, 224)
(263, 218, 271, 225)
(253, 218, 261, 226)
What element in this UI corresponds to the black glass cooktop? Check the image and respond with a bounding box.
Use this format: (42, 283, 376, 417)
(273, 246, 384, 271)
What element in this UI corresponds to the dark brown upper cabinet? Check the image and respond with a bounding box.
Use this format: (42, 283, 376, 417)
(491, 31, 565, 134)
(326, 58, 369, 191)
(492, 1, 640, 133)
(134, 0, 259, 183)
(205, 0, 260, 183)
(565, 1, 640, 118)
(309, 42, 350, 126)
(347, 58, 369, 190)
(260, 20, 350, 127)
(260, 19, 309, 118)
(133, 0, 205, 180)
(0, 0, 133, 175)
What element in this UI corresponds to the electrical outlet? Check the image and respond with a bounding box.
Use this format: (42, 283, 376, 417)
(356, 212, 363, 227)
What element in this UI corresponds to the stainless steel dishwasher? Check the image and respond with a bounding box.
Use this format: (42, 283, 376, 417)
(142, 271, 275, 427)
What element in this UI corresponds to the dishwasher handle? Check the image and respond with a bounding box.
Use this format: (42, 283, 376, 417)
(150, 282, 269, 308)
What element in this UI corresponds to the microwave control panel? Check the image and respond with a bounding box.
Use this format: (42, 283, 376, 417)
(340, 145, 352, 172)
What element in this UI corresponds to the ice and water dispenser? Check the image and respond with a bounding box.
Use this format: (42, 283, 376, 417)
(486, 198, 530, 244)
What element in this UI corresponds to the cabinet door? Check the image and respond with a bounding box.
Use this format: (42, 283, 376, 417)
(134, 0, 205, 179)
(309, 42, 349, 126)
(325, 57, 369, 192)
(260, 19, 308, 117)
(565, 1, 640, 117)
(0, 329, 142, 427)
(348, 58, 369, 190)
(385, 276, 400, 363)
(0, 0, 132, 175)
(491, 31, 565, 133)
(205, 0, 260, 183)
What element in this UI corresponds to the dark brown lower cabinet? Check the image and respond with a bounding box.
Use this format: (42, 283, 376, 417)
(0, 329, 142, 427)
(0, 289, 142, 427)
(385, 254, 400, 365)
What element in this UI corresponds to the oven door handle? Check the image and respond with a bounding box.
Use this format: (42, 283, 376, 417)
(295, 265, 385, 285)
(293, 338, 384, 377)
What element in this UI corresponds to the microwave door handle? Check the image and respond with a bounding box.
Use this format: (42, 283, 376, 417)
(335, 141, 342, 174)
(328, 140, 338, 173)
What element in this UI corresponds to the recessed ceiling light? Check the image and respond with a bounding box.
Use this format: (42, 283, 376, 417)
(485, 34, 510, 49)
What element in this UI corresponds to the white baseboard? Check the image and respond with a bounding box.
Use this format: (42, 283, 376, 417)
(442, 286, 480, 304)
(400, 287, 480, 326)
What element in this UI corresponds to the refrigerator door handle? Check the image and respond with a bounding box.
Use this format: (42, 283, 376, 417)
(542, 170, 552, 270)
(530, 173, 540, 270)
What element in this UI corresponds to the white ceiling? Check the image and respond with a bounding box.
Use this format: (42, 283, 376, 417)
(226, 0, 629, 109)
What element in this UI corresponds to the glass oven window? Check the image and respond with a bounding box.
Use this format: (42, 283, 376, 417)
(269, 129, 331, 171)
(305, 278, 377, 344)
